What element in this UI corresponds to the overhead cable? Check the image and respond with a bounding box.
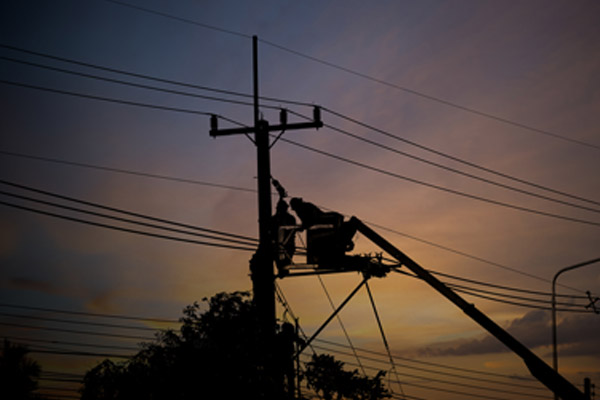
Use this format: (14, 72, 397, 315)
(0, 199, 256, 251)
(278, 136, 600, 227)
(0, 179, 257, 243)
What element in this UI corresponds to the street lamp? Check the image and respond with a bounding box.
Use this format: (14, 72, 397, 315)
(551, 257, 600, 400)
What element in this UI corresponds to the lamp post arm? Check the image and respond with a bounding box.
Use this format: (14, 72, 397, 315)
(552, 257, 600, 373)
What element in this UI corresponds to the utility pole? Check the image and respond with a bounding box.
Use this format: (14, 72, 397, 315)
(209, 35, 322, 398)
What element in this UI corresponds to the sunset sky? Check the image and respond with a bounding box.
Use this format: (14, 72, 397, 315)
(1, 1, 599, 399)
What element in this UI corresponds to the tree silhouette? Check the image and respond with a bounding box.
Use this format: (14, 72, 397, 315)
(305, 354, 390, 400)
(80, 291, 390, 400)
(0, 339, 42, 400)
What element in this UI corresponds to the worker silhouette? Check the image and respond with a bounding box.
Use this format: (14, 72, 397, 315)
(276, 322, 303, 398)
(289, 198, 357, 268)
(272, 199, 297, 276)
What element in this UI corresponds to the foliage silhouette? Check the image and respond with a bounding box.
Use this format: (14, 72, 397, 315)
(305, 354, 390, 400)
(80, 291, 390, 400)
(0, 339, 43, 400)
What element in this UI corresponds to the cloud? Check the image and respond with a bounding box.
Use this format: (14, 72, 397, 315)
(2, 277, 65, 295)
(415, 310, 600, 357)
(85, 290, 121, 314)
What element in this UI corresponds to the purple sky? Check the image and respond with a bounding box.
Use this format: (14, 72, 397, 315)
(1, 1, 599, 399)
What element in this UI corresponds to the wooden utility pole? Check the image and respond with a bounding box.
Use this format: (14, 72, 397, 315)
(210, 35, 322, 398)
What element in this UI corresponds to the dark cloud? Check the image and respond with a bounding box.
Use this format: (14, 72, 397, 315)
(415, 310, 600, 357)
(2, 276, 63, 295)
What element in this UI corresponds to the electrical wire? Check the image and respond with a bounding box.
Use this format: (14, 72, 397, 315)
(0, 180, 257, 244)
(315, 274, 367, 376)
(0, 55, 264, 114)
(0, 156, 587, 300)
(299, 355, 548, 400)
(0, 43, 314, 108)
(102, 0, 251, 40)
(427, 268, 588, 299)
(0, 199, 256, 251)
(0, 303, 179, 324)
(0, 79, 225, 118)
(98, 0, 600, 150)
(323, 122, 600, 213)
(322, 109, 600, 208)
(0, 321, 152, 341)
(392, 268, 593, 313)
(305, 343, 549, 396)
(278, 136, 600, 227)
(4, 59, 598, 226)
(0, 312, 159, 332)
(0, 150, 256, 194)
(3, 336, 139, 352)
(259, 40, 600, 151)
(312, 338, 544, 390)
(365, 280, 406, 398)
(365, 220, 584, 294)
(0, 190, 257, 248)
(4, 146, 584, 295)
(4, 44, 595, 213)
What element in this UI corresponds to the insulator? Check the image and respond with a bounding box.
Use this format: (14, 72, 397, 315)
(313, 106, 321, 123)
(280, 109, 288, 126)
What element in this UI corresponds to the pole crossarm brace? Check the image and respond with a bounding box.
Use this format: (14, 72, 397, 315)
(351, 216, 587, 400)
(297, 276, 368, 356)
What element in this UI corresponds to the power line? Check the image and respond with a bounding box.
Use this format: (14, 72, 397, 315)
(323, 121, 600, 214)
(365, 280, 406, 397)
(392, 268, 593, 313)
(0, 79, 250, 126)
(428, 268, 587, 300)
(367, 221, 584, 294)
(0, 190, 257, 248)
(3, 148, 585, 295)
(316, 274, 367, 376)
(0, 312, 159, 332)
(102, 0, 251, 40)
(0, 79, 225, 117)
(6, 44, 596, 215)
(0, 149, 256, 194)
(0, 321, 152, 341)
(6, 43, 594, 214)
(313, 338, 538, 383)
(4, 336, 139, 352)
(0, 181, 257, 245)
(300, 354, 545, 400)
(0, 43, 314, 108)
(0, 179, 256, 242)
(98, 0, 600, 150)
(96, 0, 600, 157)
(321, 108, 600, 208)
(30, 348, 132, 359)
(278, 136, 600, 227)
(308, 342, 547, 394)
(0, 55, 262, 111)
(259, 41, 600, 151)
(0, 303, 179, 324)
(0, 199, 256, 251)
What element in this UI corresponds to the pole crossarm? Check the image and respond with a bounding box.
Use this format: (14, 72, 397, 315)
(351, 216, 587, 400)
(210, 111, 323, 138)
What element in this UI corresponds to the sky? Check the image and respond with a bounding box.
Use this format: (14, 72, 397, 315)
(1, 1, 599, 399)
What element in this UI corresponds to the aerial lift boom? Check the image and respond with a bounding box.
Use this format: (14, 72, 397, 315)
(350, 217, 586, 400)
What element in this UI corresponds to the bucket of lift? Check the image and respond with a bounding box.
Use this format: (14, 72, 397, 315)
(306, 212, 346, 267)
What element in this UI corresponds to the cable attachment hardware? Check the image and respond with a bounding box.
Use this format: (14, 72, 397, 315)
(585, 291, 599, 314)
